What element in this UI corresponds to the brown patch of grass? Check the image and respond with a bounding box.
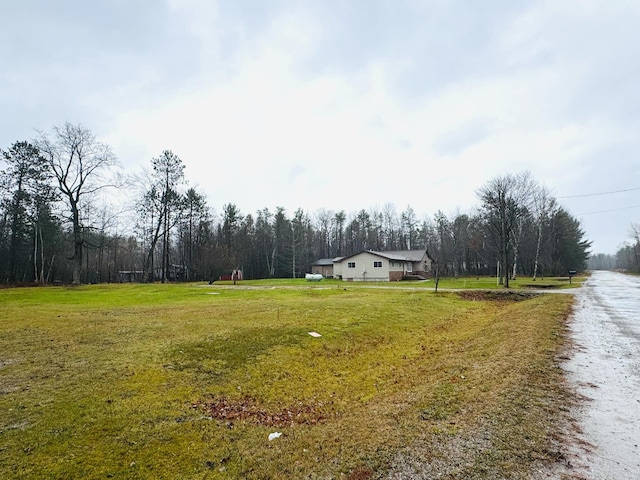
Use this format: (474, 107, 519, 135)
(193, 396, 329, 426)
(457, 290, 540, 301)
(348, 465, 375, 479)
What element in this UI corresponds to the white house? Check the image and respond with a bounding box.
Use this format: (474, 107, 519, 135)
(332, 250, 433, 282)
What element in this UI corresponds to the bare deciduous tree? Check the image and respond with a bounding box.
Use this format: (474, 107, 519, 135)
(509, 171, 536, 280)
(532, 184, 557, 280)
(477, 173, 522, 288)
(36, 123, 118, 284)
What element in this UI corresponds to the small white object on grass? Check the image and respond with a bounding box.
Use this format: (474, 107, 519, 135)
(308, 332, 322, 337)
(268, 432, 282, 441)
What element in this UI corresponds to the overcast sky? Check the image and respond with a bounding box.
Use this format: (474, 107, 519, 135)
(2, 0, 639, 254)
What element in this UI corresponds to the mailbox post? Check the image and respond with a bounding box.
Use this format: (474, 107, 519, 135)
(568, 270, 576, 284)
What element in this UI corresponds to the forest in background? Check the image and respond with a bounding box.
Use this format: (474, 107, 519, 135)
(589, 239, 640, 273)
(1, 123, 595, 285)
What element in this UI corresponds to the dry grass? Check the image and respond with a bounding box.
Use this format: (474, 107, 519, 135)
(0, 283, 576, 479)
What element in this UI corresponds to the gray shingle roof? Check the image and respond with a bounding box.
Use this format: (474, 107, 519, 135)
(335, 249, 428, 263)
(373, 250, 428, 262)
(312, 258, 336, 266)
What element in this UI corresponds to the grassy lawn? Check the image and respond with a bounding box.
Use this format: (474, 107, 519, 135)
(0, 282, 575, 479)
(215, 274, 585, 290)
(432, 275, 585, 290)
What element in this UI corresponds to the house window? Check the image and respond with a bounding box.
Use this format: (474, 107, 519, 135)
(373, 261, 382, 268)
(347, 262, 356, 269)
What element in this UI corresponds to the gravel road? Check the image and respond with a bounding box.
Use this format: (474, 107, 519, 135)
(563, 270, 640, 479)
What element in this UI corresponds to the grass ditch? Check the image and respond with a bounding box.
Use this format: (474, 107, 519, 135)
(0, 283, 575, 479)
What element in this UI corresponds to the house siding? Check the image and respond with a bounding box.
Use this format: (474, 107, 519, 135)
(331, 250, 432, 282)
(333, 261, 343, 279)
(340, 251, 390, 281)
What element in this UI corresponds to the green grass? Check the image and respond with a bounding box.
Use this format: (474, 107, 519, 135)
(215, 274, 585, 290)
(430, 275, 584, 290)
(0, 282, 575, 479)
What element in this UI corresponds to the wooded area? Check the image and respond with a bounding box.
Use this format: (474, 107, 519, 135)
(1, 124, 593, 284)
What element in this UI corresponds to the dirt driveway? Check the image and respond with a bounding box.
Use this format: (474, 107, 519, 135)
(563, 270, 640, 479)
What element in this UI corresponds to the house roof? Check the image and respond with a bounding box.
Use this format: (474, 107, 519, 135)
(312, 258, 338, 266)
(336, 249, 429, 263)
(374, 250, 429, 262)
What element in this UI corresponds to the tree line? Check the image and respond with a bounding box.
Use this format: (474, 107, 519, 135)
(589, 222, 640, 273)
(0, 123, 591, 285)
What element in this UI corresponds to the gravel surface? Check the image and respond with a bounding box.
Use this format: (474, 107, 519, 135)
(562, 270, 640, 479)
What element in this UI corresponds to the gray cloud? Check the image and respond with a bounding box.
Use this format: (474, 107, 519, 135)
(433, 118, 494, 157)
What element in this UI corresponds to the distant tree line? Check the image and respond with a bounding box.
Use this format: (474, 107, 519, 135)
(0, 123, 591, 285)
(590, 222, 640, 273)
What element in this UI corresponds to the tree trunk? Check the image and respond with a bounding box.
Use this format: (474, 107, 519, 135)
(532, 221, 543, 281)
(500, 200, 509, 288)
(39, 226, 44, 283)
(511, 221, 524, 280)
(33, 221, 39, 283)
(145, 246, 155, 283)
(161, 207, 168, 283)
(71, 204, 83, 285)
(46, 254, 55, 284)
(9, 213, 19, 282)
(268, 247, 276, 277)
(291, 225, 296, 279)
